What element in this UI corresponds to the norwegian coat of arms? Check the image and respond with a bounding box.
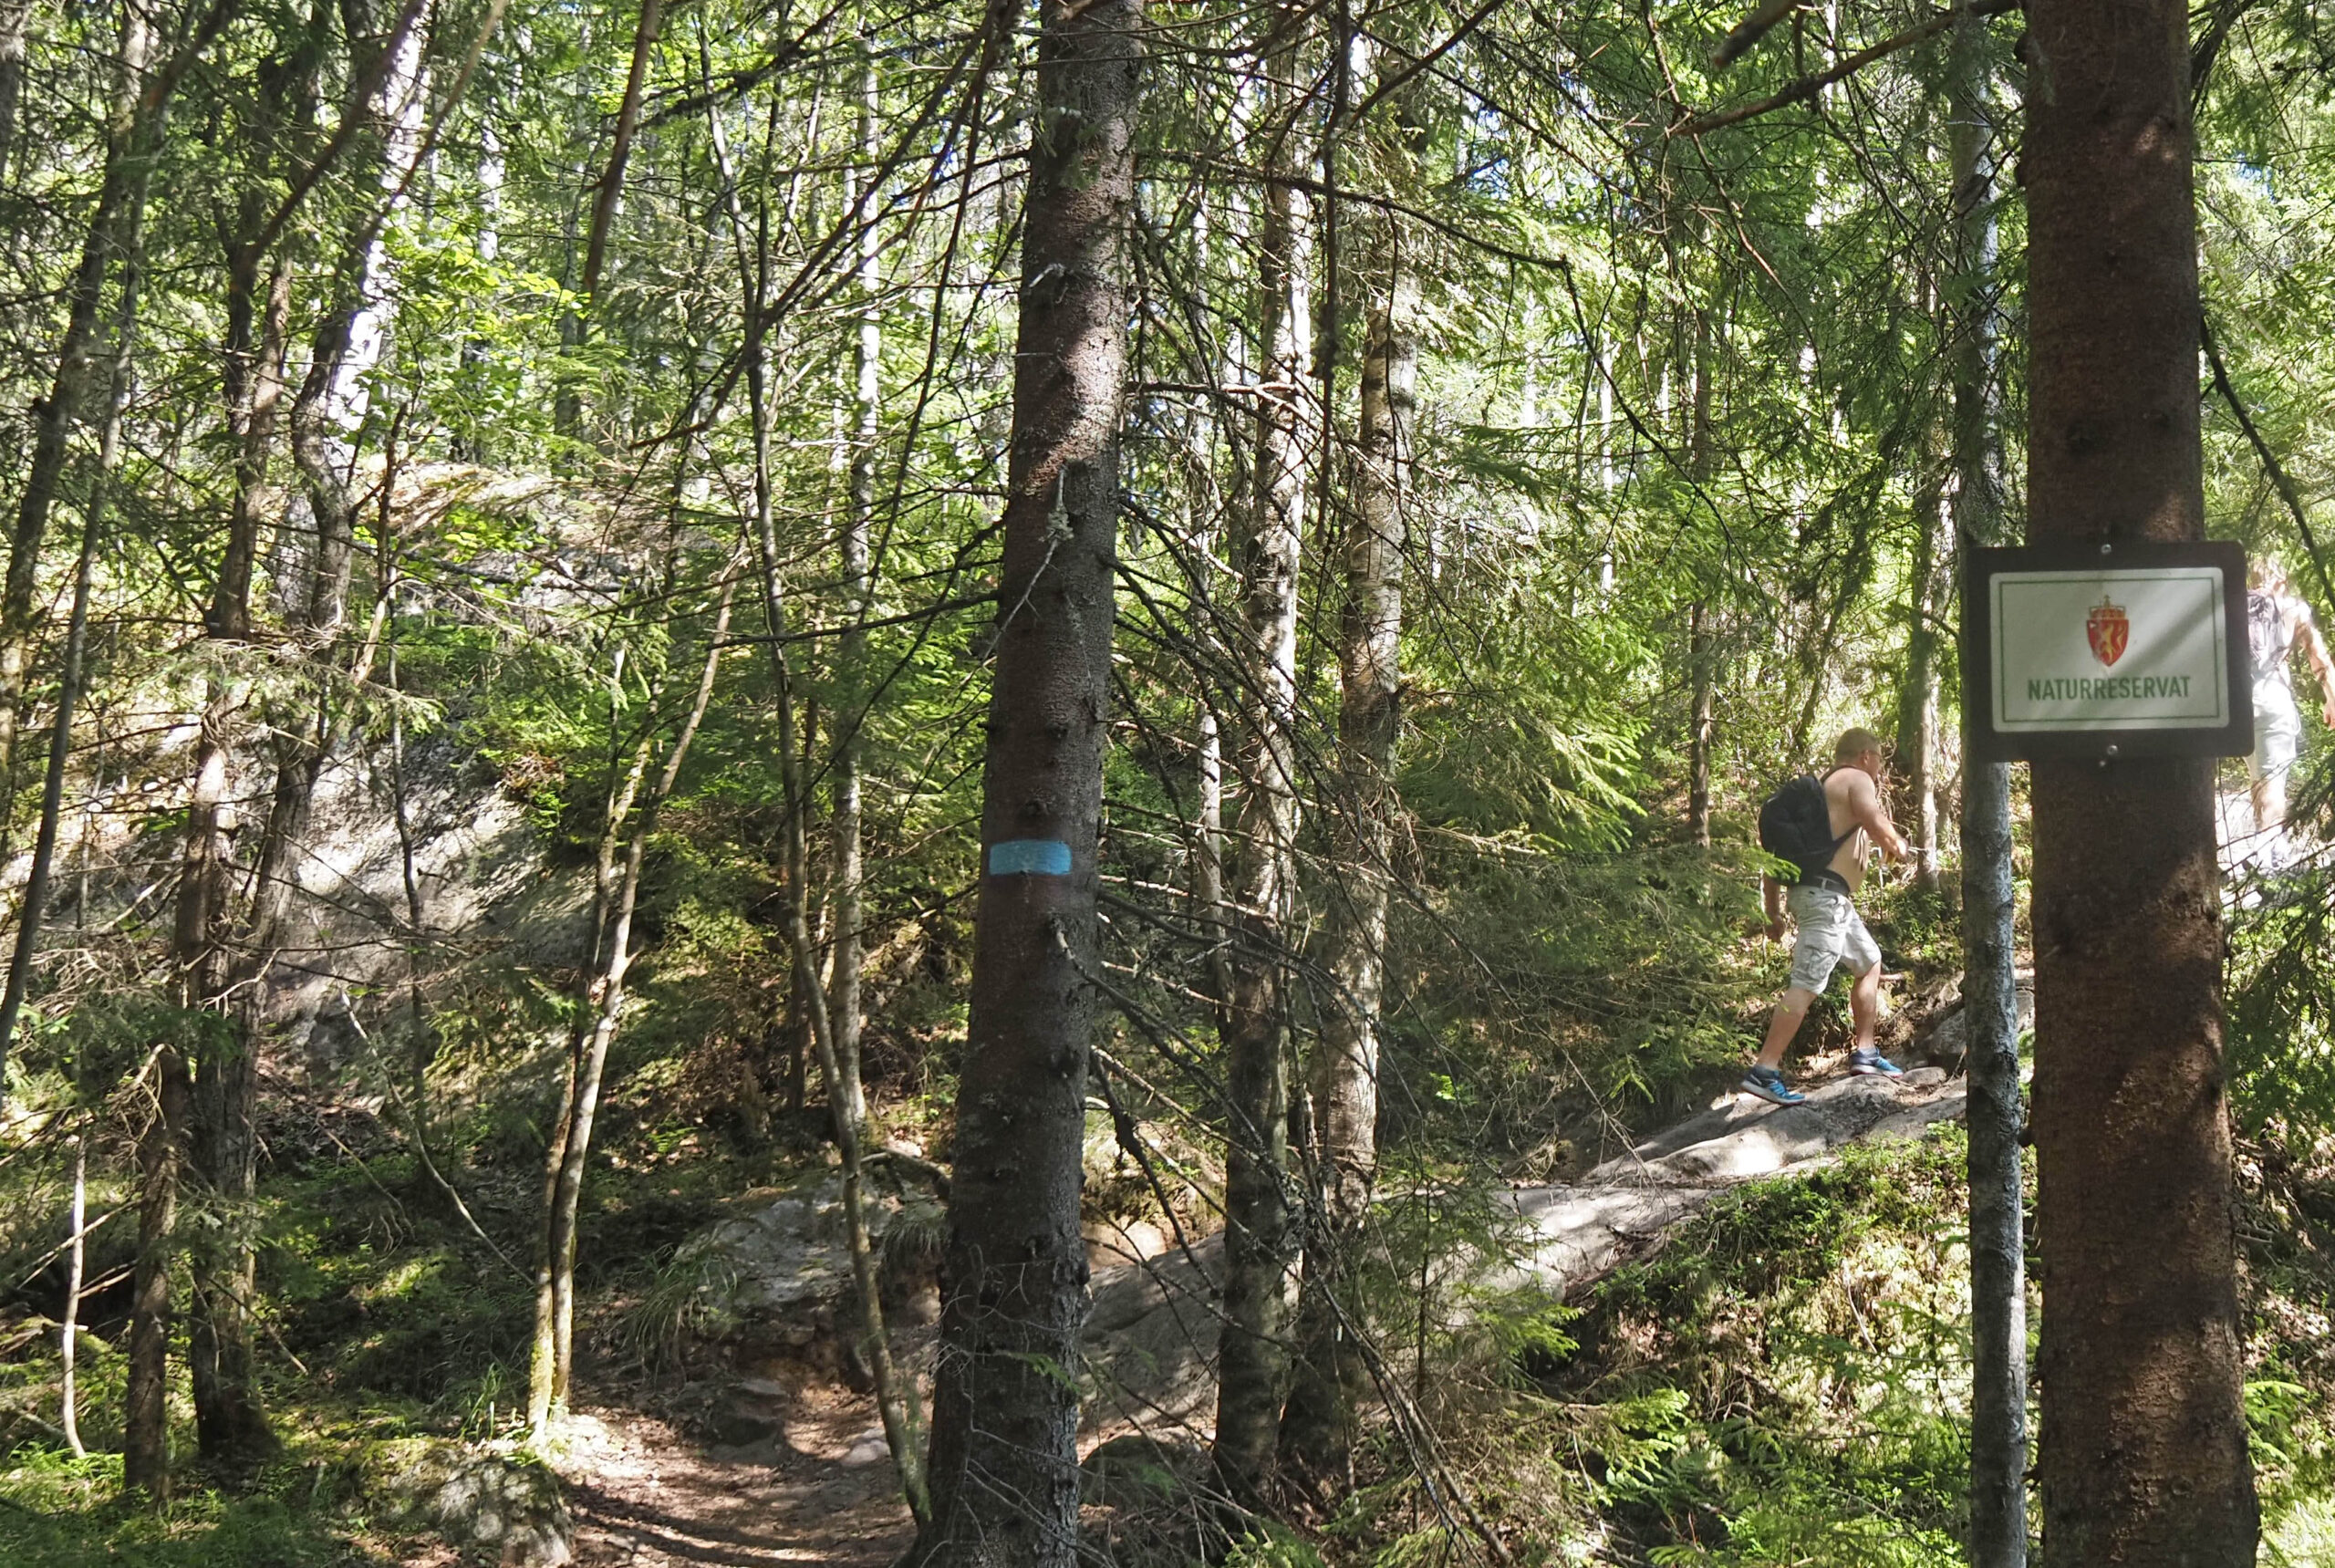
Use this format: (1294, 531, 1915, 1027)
(2087, 593, 2130, 668)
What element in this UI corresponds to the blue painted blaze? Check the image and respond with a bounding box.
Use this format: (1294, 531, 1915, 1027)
(987, 838, 1073, 877)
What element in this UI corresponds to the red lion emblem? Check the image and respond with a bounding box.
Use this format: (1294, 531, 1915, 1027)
(2087, 594, 2130, 668)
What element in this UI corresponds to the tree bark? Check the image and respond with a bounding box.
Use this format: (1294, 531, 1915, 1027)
(1213, 7, 1309, 1505)
(1282, 202, 1413, 1496)
(1687, 602, 1714, 845)
(123, 1048, 187, 1501)
(1949, 17, 2026, 1568)
(1899, 452, 1943, 895)
(60, 1134, 86, 1456)
(2025, 0, 2257, 1552)
(908, 0, 1137, 1558)
(171, 0, 357, 1470)
(579, 0, 662, 306)
(0, 2, 155, 829)
(0, 0, 28, 183)
(1685, 306, 1716, 848)
(825, 36, 879, 1136)
(558, 0, 662, 438)
(527, 576, 732, 1433)
(0, 68, 153, 1084)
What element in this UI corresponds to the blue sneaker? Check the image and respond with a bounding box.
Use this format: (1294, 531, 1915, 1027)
(1848, 1047, 1904, 1077)
(1740, 1065, 1805, 1105)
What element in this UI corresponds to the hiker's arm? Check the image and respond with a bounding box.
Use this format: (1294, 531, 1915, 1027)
(2298, 604, 2335, 725)
(1762, 876, 1787, 940)
(1848, 769, 1911, 860)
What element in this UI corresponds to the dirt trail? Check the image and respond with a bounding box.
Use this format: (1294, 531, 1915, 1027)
(546, 1055, 1972, 1565)
(554, 1395, 913, 1567)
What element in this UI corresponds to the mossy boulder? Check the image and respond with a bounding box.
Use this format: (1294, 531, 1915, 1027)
(359, 1437, 572, 1565)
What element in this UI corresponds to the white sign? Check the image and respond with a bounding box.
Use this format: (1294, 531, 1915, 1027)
(1991, 566, 2230, 733)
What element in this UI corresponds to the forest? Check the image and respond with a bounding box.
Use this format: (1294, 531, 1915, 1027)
(0, 0, 2326, 1561)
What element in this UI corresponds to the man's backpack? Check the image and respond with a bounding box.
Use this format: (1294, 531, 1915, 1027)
(1758, 772, 1849, 886)
(2248, 588, 2290, 682)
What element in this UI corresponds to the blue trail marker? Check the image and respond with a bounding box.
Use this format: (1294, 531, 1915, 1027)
(987, 839, 1073, 877)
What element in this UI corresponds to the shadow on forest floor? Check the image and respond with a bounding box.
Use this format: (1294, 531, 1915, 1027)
(555, 1395, 914, 1568)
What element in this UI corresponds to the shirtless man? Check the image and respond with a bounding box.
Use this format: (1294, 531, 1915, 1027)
(1743, 728, 1910, 1106)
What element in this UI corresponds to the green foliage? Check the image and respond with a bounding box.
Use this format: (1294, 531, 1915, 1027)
(611, 1238, 741, 1374)
(0, 1451, 377, 1568)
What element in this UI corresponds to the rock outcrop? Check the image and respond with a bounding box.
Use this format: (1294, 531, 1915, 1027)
(1079, 1068, 1969, 1440)
(360, 1438, 574, 1566)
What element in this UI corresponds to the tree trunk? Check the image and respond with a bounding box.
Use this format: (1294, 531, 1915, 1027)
(1685, 306, 1716, 848)
(825, 38, 879, 1136)
(60, 1133, 86, 1456)
(725, 145, 933, 1507)
(558, 0, 662, 438)
(1282, 202, 1414, 1496)
(0, 0, 28, 183)
(123, 1048, 187, 1501)
(173, 131, 306, 1486)
(2025, 0, 2257, 1552)
(1948, 18, 2025, 1568)
(908, 0, 1137, 1557)
(1213, 9, 1309, 1506)
(527, 577, 732, 1434)
(1899, 453, 1943, 896)
(0, 2, 155, 827)
(0, 81, 152, 1082)
(1687, 602, 1714, 845)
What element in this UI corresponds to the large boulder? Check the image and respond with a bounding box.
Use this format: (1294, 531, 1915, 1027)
(360, 1438, 573, 1566)
(669, 1166, 943, 1372)
(1911, 972, 2036, 1068)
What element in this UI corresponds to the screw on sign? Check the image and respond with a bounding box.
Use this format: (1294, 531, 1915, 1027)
(2086, 594, 2129, 668)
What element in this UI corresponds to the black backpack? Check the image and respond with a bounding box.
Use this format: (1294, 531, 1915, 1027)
(1758, 771, 1849, 886)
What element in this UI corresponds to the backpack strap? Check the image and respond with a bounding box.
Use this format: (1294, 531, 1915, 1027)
(1804, 766, 1855, 865)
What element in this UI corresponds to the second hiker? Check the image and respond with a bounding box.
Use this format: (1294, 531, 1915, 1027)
(2247, 554, 2335, 836)
(1746, 727, 1910, 1106)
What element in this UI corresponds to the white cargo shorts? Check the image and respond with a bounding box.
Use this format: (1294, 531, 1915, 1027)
(1787, 881, 1882, 995)
(2253, 685, 2302, 783)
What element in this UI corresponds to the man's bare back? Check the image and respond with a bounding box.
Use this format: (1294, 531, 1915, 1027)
(1822, 765, 1880, 894)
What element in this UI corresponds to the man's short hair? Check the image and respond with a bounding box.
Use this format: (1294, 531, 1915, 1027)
(1833, 727, 1885, 763)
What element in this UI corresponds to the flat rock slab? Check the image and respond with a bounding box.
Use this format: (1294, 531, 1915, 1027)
(1590, 1073, 1965, 1188)
(1078, 1070, 1967, 1440)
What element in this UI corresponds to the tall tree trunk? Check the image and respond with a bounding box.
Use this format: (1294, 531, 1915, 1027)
(1188, 202, 1233, 1008)
(524, 641, 641, 1437)
(123, 1048, 188, 1501)
(526, 578, 732, 1434)
(1950, 27, 2023, 1562)
(908, 0, 1138, 1558)
(825, 37, 879, 1135)
(722, 124, 933, 1503)
(1685, 306, 1717, 848)
(2025, 0, 2257, 1552)
(1282, 199, 1414, 1497)
(1899, 452, 1943, 895)
(173, 5, 337, 1466)
(0, 0, 28, 183)
(60, 1132, 86, 1456)
(1214, 10, 1309, 1504)
(558, 0, 662, 438)
(0, 63, 154, 1081)
(0, 2, 155, 831)
(1687, 602, 1714, 845)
